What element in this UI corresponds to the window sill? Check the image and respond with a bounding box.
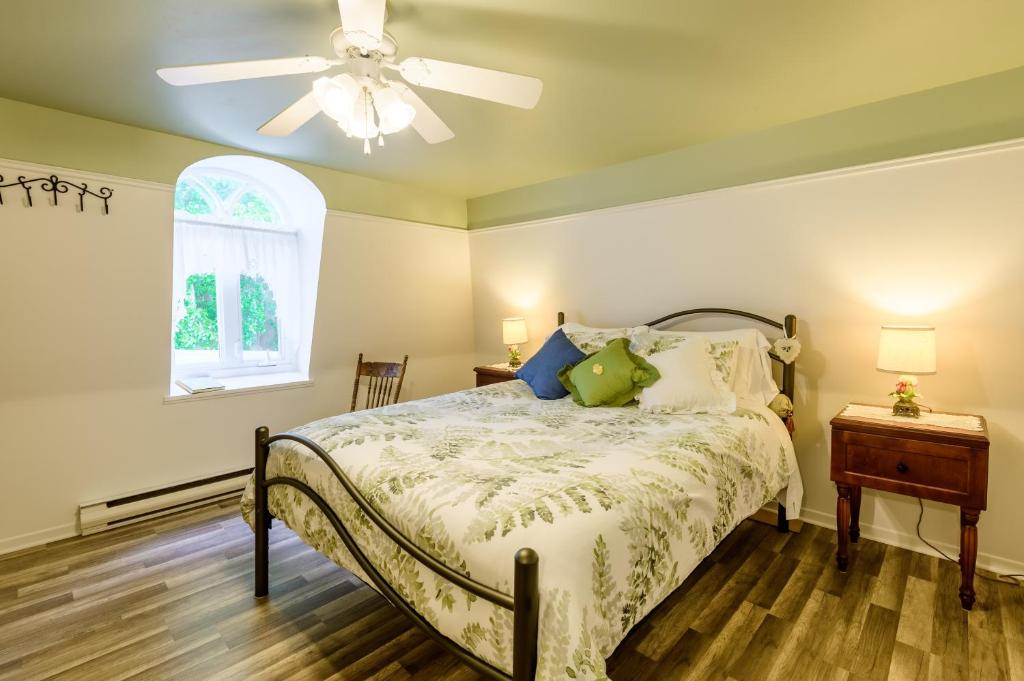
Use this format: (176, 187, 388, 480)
(164, 372, 313, 404)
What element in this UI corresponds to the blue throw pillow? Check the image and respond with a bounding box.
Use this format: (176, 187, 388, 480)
(515, 328, 586, 399)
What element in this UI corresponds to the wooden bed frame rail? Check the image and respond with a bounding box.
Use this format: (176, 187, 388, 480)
(253, 308, 797, 680)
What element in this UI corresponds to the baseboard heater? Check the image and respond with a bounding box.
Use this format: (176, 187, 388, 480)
(78, 468, 253, 535)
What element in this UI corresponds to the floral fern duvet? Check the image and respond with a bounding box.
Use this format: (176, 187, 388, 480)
(242, 379, 802, 680)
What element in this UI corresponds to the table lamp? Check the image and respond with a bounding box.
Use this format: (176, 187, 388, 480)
(876, 325, 936, 417)
(502, 317, 529, 369)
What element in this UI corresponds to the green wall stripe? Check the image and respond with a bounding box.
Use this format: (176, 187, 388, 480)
(467, 65, 1024, 229)
(0, 97, 467, 228)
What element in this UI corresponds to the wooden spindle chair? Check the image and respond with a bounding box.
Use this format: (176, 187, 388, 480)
(350, 353, 409, 412)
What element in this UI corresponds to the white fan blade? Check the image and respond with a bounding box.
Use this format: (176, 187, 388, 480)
(258, 91, 321, 137)
(398, 58, 542, 109)
(338, 0, 386, 51)
(392, 84, 454, 144)
(157, 56, 334, 86)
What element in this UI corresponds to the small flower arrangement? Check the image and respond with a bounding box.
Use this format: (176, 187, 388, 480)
(890, 374, 920, 402)
(889, 374, 922, 417)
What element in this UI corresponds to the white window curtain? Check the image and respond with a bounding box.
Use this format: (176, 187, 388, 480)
(171, 220, 301, 375)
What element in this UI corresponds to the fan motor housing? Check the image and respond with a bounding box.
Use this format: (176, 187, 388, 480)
(330, 27, 398, 59)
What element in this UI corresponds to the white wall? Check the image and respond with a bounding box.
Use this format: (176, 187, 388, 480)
(0, 158, 476, 552)
(469, 140, 1024, 574)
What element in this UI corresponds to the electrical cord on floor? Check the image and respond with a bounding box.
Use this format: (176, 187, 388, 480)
(915, 497, 1024, 586)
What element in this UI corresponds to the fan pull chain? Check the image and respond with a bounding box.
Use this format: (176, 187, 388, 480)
(378, 132, 385, 147)
(362, 87, 373, 155)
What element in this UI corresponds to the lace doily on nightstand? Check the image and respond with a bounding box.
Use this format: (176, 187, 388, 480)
(841, 404, 983, 431)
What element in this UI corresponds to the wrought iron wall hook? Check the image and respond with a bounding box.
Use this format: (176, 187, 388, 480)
(19, 176, 31, 207)
(40, 174, 69, 207)
(0, 173, 112, 214)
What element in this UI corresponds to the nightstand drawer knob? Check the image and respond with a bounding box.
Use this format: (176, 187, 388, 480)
(896, 462, 909, 473)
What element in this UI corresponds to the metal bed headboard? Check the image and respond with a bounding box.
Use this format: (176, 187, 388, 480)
(557, 307, 797, 402)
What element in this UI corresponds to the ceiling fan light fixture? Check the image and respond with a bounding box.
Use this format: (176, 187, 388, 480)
(372, 86, 416, 134)
(158, 0, 543, 151)
(312, 75, 358, 123)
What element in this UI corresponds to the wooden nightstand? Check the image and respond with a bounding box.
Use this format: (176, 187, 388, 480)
(474, 364, 517, 387)
(830, 404, 989, 610)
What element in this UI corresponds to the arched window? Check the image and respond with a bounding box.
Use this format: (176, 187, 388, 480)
(170, 157, 325, 388)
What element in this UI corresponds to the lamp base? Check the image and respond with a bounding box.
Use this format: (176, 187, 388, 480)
(892, 401, 921, 418)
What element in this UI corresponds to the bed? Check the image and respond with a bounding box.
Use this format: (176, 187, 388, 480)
(242, 308, 803, 681)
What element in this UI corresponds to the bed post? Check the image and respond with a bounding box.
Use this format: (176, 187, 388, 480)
(782, 314, 796, 401)
(777, 314, 797, 533)
(557, 311, 565, 325)
(254, 426, 270, 598)
(512, 548, 540, 681)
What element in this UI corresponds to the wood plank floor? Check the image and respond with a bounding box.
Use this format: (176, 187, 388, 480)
(0, 500, 1020, 681)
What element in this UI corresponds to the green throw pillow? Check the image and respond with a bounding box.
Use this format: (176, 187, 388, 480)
(556, 337, 661, 407)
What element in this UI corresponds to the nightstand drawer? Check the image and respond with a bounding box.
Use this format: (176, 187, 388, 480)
(839, 431, 970, 495)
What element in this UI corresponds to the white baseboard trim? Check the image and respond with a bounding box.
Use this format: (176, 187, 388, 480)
(799, 507, 1024, 577)
(0, 523, 78, 557)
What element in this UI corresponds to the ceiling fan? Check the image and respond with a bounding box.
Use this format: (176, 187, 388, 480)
(156, 0, 543, 155)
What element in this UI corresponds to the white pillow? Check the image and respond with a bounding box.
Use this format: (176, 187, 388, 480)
(561, 322, 649, 354)
(631, 327, 779, 404)
(638, 339, 737, 415)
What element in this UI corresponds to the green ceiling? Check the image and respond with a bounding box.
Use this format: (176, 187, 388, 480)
(3, 0, 1024, 204)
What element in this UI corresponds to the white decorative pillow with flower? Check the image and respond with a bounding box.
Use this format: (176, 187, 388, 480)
(638, 338, 737, 415)
(561, 322, 649, 354)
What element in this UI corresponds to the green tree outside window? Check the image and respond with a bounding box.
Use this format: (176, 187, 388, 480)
(174, 273, 218, 350)
(232, 192, 277, 223)
(173, 181, 212, 215)
(203, 175, 241, 200)
(240, 274, 279, 351)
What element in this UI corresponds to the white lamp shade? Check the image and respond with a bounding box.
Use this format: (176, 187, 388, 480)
(502, 317, 529, 345)
(877, 325, 936, 374)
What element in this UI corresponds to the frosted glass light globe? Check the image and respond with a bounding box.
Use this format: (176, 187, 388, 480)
(372, 86, 416, 134)
(343, 91, 380, 139)
(312, 75, 357, 124)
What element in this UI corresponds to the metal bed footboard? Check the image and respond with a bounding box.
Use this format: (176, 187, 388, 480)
(253, 427, 539, 681)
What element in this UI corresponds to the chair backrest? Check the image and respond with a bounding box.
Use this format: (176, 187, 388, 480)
(350, 353, 409, 412)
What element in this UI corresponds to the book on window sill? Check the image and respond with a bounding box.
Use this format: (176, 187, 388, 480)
(175, 377, 226, 394)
